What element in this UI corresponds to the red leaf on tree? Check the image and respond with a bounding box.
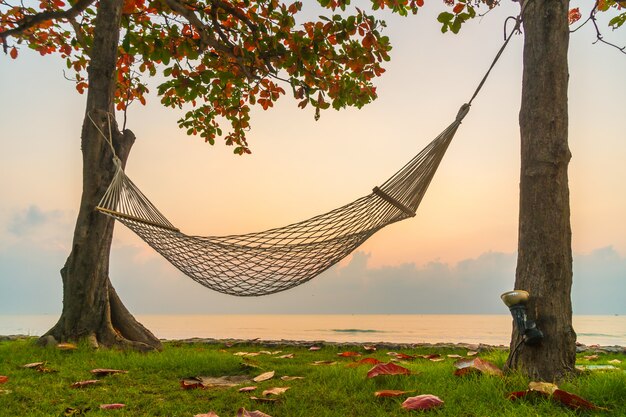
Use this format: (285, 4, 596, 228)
(236, 408, 272, 417)
(416, 0, 424, 7)
(568, 8, 582, 25)
(0, 376, 8, 384)
(366, 362, 411, 378)
(401, 394, 444, 410)
(453, 3, 465, 14)
(10, 47, 18, 59)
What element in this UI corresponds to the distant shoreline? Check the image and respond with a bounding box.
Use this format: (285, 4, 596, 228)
(2, 334, 624, 353)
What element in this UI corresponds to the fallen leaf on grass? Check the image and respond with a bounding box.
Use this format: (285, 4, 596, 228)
(418, 354, 441, 360)
(0, 389, 11, 395)
(278, 353, 294, 359)
(233, 352, 249, 356)
(337, 351, 361, 357)
(311, 361, 337, 366)
(429, 358, 445, 362)
(447, 354, 463, 359)
(280, 376, 304, 381)
(253, 371, 275, 382)
(182, 375, 250, 389)
(529, 381, 558, 394)
(584, 355, 599, 361)
(392, 353, 416, 360)
(401, 394, 444, 410)
(70, 380, 100, 389)
(22, 362, 56, 372)
(508, 387, 607, 411)
(194, 413, 220, 417)
(249, 396, 278, 403)
(375, 390, 414, 397)
(309, 346, 321, 351)
(57, 343, 78, 351)
(608, 359, 622, 364)
(363, 345, 377, 351)
(453, 358, 503, 376)
(0, 376, 8, 384)
(99, 404, 125, 409)
(239, 386, 258, 392)
(466, 351, 478, 356)
(91, 369, 128, 376)
(262, 387, 290, 396)
(237, 408, 272, 417)
(367, 362, 411, 378)
(22, 362, 45, 369)
(64, 406, 91, 415)
(347, 357, 383, 367)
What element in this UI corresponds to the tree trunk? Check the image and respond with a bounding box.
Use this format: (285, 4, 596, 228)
(506, 0, 576, 380)
(40, 0, 161, 351)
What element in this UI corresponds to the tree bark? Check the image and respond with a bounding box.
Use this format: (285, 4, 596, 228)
(506, 0, 576, 380)
(39, 0, 161, 351)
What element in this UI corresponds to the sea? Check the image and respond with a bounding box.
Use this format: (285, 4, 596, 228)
(1, 315, 624, 346)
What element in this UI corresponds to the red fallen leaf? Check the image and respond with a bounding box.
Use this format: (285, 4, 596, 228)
(453, 357, 503, 376)
(100, 404, 125, 409)
(375, 390, 413, 397)
(552, 389, 607, 411)
(394, 353, 416, 360)
(337, 351, 361, 357)
(367, 362, 411, 378)
(348, 357, 383, 367)
(0, 376, 8, 384)
(91, 369, 128, 376)
(237, 407, 273, 416)
(402, 394, 444, 410)
(238, 386, 258, 392)
(71, 379, 100, 388)
(507, 390, 533, 400)
(418, 354, 441, 360)
(194, 413, 220, 417)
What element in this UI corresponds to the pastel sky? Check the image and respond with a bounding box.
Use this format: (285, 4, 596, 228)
(1, 1, 624, 315)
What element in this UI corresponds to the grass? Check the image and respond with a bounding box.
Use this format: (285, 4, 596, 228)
(0, 338, 624, 416)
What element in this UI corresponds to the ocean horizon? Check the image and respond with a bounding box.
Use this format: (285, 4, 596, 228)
(1, 314, 624, 347)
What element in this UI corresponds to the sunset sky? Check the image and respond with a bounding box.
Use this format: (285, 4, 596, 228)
(1, 1, 624, 316)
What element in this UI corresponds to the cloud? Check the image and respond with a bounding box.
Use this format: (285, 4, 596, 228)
(1, 205, 624, 315)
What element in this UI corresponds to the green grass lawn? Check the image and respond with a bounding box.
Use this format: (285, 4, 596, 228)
(0, 338, 624, 416)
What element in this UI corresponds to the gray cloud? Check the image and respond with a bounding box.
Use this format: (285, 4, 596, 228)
(7, 206, 63, 236)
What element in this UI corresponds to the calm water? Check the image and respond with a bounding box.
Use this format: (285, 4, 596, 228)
(1, 315, 624, 346)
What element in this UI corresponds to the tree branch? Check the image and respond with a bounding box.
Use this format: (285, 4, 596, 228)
(570, 0, 626, 55)
(0, 0, 94, 41)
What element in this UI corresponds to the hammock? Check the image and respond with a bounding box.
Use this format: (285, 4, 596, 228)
(96, 104, 469, 296)
(96, 8, 523, 297)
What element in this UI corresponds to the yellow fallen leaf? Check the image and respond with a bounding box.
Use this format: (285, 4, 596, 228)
(253, 371, 275, 383)
(262, 387, 290, 396)
(529, 381, 558, 395)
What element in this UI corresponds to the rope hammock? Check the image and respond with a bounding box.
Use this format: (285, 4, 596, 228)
(95, 10, 524, 297)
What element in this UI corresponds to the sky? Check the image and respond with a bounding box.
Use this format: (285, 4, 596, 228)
(0, 1, 625, 316)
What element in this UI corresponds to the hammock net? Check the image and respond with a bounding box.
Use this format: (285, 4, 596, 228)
(96, 107, 467, 296)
